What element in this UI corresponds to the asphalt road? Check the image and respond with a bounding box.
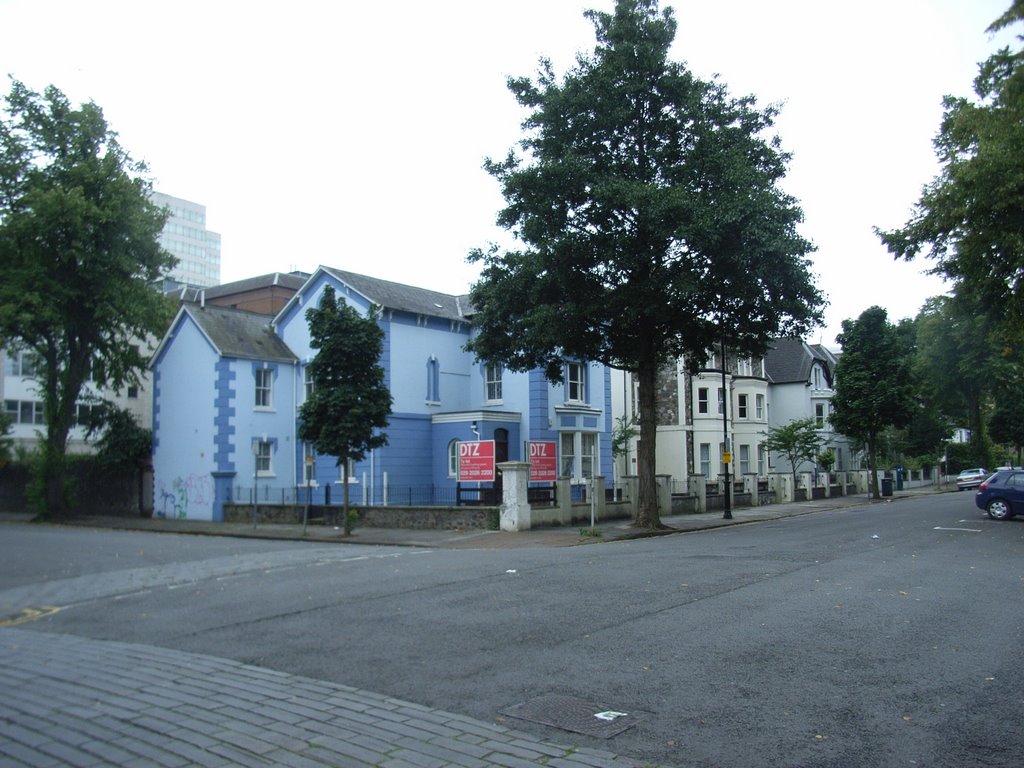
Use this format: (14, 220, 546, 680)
(3, 493, 1022, 767)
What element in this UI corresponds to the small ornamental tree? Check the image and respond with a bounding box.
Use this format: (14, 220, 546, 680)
(297, 285, 392, 533)
(830, 307, 915, 499)
(762, 417, 821, 497)
(817, 449, 836, 474)
(0, 81, 174, 517)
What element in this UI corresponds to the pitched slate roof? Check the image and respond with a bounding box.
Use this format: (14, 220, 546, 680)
(764, 338, 836, 386)
(184, 304, 296, 363)
(167, 272, 309, 303)
(203, 271, 308, 299)
(322, 267, 471, 321)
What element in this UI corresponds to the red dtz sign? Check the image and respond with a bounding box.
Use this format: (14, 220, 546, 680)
(458, 440, 495, 482)
(528, 441, 558, 482)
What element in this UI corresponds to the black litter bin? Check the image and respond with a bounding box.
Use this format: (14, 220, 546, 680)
(881, 477, 894, 497)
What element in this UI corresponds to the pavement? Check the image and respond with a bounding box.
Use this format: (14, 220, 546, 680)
(0, 484, 949, 768)
(33, 481, 951, 549)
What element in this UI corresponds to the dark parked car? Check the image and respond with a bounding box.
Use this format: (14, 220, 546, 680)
(956, 468, 989, 491)
(974, 469, 1024, 519)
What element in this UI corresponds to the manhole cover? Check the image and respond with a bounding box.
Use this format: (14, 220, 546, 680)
(501, 693, 642, 738)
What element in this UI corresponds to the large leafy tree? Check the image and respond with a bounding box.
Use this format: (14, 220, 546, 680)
(0, 81, 174, 517)
(830, 307, 915, 499)
(297, 285, 392, 527)
(878, 3, 1024, 337)
(466, 0, 823, 528)
(914, 294, 997, 464)
(761, 417, 821, 498)
(989, 389, 1024, 465)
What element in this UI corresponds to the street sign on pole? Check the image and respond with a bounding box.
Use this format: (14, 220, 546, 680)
(458, 440, 496, 482)
(528, 441, 558, 482)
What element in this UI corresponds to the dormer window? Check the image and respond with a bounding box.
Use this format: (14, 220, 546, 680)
(812, 365, 823, 389)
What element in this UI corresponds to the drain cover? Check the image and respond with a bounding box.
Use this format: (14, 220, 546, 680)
(501, 693, 642, 738)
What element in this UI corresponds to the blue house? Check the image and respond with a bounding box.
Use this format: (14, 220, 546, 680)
(151, 266, 613, 521)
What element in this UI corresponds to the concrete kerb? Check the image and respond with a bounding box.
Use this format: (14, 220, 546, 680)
(4, 484, 950, 549)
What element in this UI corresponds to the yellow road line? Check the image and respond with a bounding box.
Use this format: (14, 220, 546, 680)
(0, 606, 62, 627)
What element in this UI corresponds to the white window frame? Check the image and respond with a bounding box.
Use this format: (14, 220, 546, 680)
(700, 443, 711, 479)
(739, 444, 750, 475)
(302, 442, 316, 485)
(337, 458, 358, 482)
(303, 365, 314, 402)
(755, 394, 765, 420)
(737, 393, 748, 419)
(484, 363, 503, 403)
(812, 365, 823, 389)
(815, 401, 827, 428)
(256, 440, 273, 476)
(581, 433, 597, 480)
(697, 387, 709, 414)
(447, 439, 459, 478)
(717, 387, 724, 415)
(255, 368, 273, 409)
(566, 362, 586, 404)
(737, 357, 752, 376)
(560, 431, 599, 481)
(561, 432, 576, 477)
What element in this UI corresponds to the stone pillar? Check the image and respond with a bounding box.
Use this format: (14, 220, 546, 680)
(557, 476, 573, 526)
(743, 474, 759, 506)
(772, 473, 793, 504)
(656, 474, 672, 518)
(622, 475, 639, 520)
(687, 475, 706, 513)
(799, 472, 814, 502)
(498, 462, 531, 532)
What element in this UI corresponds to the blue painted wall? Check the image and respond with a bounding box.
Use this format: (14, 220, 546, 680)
(154, 268, 616, 513)
(152, 313, 220, 521)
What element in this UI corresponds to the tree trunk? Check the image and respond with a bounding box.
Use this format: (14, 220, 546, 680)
(867, 433, 879, 500)
(634, 362, 661, 529)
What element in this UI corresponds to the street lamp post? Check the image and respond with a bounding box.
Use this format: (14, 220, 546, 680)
(721, 339, 732, 520)
(251, 432, 266, 530)
(251, 440, 259, 530)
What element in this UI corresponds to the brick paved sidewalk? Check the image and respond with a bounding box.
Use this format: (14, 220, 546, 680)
(0, 629, 661, 768)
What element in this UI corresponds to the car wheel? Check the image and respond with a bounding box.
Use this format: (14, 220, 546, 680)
(987, 499, 1013, 520)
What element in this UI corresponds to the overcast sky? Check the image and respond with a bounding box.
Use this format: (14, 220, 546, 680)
(1, 0, 1016, 345)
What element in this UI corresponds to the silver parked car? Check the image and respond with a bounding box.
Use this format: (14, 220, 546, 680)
(956, 468, 989, 491)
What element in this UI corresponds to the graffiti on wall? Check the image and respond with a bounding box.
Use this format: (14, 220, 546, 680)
(156, 474, 214, 519)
